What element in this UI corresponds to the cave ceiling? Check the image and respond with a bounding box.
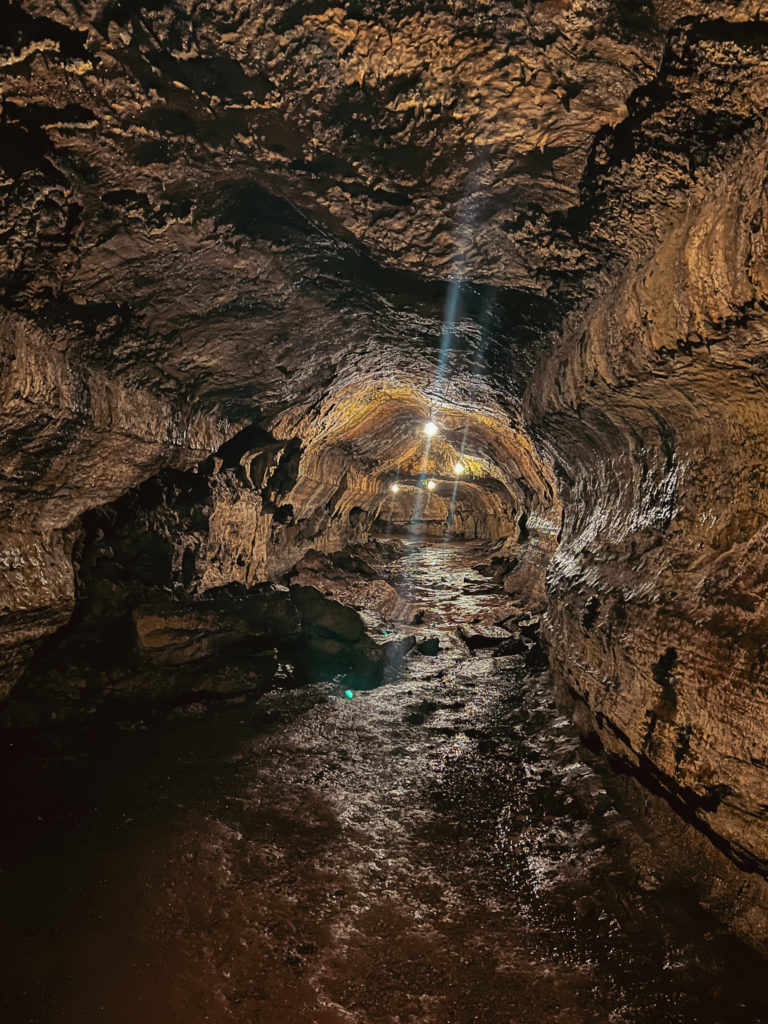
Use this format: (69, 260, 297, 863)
(0, 1, 721, 419)
(0, 0, 765, 530)
(0, 2, 758, 537)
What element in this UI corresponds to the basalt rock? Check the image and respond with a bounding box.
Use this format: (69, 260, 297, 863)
(530, 19, 768, 870)
(5, 574, 399, 723)
(3, 0, 768, 922)
(457, 623, 510, 651)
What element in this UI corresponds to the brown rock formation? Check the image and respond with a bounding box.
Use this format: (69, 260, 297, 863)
(531, 16, 768, 871)
(3, 0, 768, 898)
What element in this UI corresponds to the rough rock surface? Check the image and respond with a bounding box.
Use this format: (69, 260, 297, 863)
(531, 18, 768, 870)
(3, 0, 768, 903)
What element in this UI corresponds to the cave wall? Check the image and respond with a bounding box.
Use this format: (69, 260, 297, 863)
(0, 309, 233, 696)
(72, 423, 389, 598)
(7, 416, 533, 722)
(3, 430, 407, 722)
(534, 132, 768, 869)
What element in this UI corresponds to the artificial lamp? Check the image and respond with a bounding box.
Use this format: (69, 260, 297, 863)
(390, 483, 400, 493)
(454, 462, 464, 475)
(423, 420, 438, 437)
(427, 479, 436, 490)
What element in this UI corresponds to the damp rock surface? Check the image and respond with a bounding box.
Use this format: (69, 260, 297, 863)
(2, 543, 768, 1024)
(4, 0, 768, 965)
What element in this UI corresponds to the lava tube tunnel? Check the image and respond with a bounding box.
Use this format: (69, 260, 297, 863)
(2, 2, 768, 1022)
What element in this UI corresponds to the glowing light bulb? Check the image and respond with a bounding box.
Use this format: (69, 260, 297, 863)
(423, 420, 438, 437)
(427, 479, 436, 490)
(390, 483, 400, 493)
(454, 462, 464, 475)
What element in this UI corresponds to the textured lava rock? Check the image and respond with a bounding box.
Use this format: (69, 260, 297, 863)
(3, 0, 768, 894)
(530, 23, 768, 869)
(458, 623, 510, 650)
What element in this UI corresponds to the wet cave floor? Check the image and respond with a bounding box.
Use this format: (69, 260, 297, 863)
(2, 541, 768, 1024)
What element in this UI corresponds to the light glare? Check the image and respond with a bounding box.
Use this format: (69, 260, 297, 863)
(454, 462, 464, 475)
(427, 479, 436, 490)
(390, 483, 400, 493)
(423, 420, 438, 437)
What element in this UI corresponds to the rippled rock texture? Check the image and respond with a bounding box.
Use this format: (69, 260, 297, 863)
(533, 18, 768, 871)
(4, 0, 768, 905)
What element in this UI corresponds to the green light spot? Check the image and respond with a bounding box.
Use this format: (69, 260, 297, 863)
(344, 689, 354, 699)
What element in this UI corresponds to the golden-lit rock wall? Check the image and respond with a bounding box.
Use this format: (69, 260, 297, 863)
(533, 125, 768, 868)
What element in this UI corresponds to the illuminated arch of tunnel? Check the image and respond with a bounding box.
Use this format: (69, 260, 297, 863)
(268, 376, 560, 549)
(377, 477, 518, 541)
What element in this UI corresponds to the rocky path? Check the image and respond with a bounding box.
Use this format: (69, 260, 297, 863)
(1, 541, 767, 1024)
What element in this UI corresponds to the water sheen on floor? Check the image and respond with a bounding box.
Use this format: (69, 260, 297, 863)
(1, 541, 767, 1023)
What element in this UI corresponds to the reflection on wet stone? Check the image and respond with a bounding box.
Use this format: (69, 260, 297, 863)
(2, 544, 768, 1023)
